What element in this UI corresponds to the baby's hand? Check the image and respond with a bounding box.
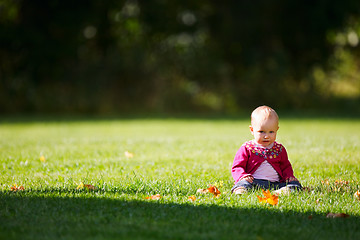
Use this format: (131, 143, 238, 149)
(243, 175, 254, 183)
(288, 177, 298, 182)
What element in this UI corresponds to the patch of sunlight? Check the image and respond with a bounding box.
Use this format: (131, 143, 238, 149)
(330, 80, 360, 98)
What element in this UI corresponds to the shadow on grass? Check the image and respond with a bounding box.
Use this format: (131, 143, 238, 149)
(1, 191, 359, 240)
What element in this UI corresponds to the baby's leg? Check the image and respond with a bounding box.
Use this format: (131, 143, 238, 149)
(231, 179, 273, 194)
(274, 181, 302, 195)
(231, 179, 252, 194)
(280, 180, 302, 190)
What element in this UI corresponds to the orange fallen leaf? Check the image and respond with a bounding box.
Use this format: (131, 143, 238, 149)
(84, 184, 97, 190)
(124, 151, 134, 158)
(257, 189, 279, 205)
(354, 190, 360, 200)
(321, 179, 350, 192)
(146, 194, 161, 200)
(10, 184, 25, 192)
(188, 195, 196, 201)
(326, 213, 350, 218)
(334, 179, 349, 185)
(10, 185, 17, 191)
(207, 185, 221, 197)
(321, 179, 330, 185)
(76, 182, 97, 190)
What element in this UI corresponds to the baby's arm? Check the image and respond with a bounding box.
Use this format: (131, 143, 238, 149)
(231, 145, 251, 183)
(279, 146, 298, 181)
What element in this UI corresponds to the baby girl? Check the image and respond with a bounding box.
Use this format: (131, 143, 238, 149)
(231, 106, 302, 194)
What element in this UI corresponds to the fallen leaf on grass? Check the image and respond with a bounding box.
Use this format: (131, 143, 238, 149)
(321, 179, 351, 192)
(321, 179, 330, 185)
(10, 184, 25, 192)
(257, 189, 279, 206)
(196, 185, 221, 197)
(84, 184, 97, 190)
(188, 195, 196, 201)
(76, 182, 97, 190)
(40, 155, 46, 162)
(76, 182, 84, 189)
(326, 213, 350, 218)
(334, 179, 349, 185)
(354, 190, 360, 201)
(207, 185, 221, 197)
(146, 194, 161, 200)
(124, 151, 134, 158)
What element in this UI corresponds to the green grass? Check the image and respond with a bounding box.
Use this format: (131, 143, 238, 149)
(1, 116, 360, 240)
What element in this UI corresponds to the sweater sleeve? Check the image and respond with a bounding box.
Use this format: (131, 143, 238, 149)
(231, 145, 251, 183)
(279, 146, 295, 181)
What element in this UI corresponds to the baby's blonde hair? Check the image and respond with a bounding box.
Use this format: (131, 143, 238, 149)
(251, 105, 279, 125)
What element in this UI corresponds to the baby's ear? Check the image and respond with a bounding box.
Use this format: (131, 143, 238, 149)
(249, 125, 254, 134)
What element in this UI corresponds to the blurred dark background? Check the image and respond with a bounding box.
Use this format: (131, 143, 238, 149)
(1, 0, 360, 115)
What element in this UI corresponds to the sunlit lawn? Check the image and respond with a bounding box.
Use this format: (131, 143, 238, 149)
(1, 116, 360, 240)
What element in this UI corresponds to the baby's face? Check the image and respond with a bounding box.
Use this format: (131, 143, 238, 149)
(250, 117, 279, 148)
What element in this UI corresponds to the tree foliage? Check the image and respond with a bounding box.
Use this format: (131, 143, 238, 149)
(1, 0, 360, 113)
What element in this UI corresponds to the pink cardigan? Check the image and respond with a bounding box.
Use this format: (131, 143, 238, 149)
(231, 141, 295, 183)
